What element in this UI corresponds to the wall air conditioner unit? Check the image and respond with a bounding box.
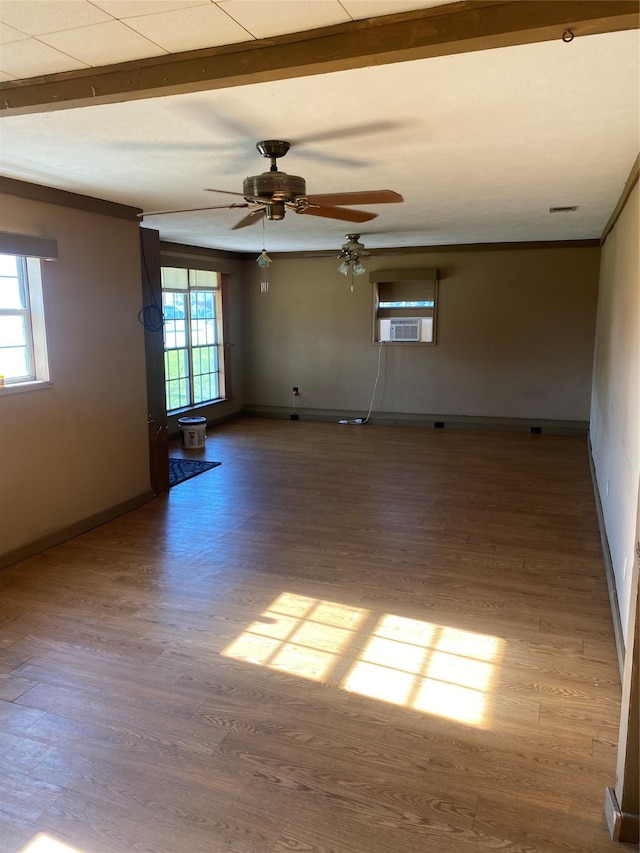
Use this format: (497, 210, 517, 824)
(389, 318, 422, 342)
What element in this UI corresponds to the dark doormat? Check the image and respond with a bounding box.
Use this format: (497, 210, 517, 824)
(169, 458, 221, 488)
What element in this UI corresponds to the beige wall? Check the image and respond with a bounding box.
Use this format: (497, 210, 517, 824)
(0, 193, 150, 558)
(590, 182, 640, 639)
(243, 245, 600, 424)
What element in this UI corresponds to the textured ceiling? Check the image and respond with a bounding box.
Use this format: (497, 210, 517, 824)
(0, 1, 638, 254)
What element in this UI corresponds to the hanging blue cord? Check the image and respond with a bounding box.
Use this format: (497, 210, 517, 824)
(138, 238, 164, 332)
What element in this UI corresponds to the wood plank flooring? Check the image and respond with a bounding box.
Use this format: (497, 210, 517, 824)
(0, 418, 632, 853)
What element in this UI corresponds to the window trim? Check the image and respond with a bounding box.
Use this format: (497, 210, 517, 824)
(0, 252, 52, 391)
(0, 230, 58, 260)
(371, 268, 439, 346)
(161, 266, 227, 413)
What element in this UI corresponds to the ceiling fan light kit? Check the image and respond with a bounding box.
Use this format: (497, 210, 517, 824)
(337, 234, 369, 277)
(338, 258, 367, 276)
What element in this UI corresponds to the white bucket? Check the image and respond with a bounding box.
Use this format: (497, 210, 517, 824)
(178, 416, 207, 449)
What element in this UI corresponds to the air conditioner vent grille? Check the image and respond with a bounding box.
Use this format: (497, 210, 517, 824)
(389, 318, 421, 342)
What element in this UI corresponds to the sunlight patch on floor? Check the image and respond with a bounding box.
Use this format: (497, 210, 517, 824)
(222, 593, 504, 728)
(346, 618, 501, 726)
(222, 592, 367, 681)
(19, 835, 86, 853)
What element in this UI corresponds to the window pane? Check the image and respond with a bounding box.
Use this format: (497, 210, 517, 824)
(190, 291, 215, 318)
(0, 255, 19, 276)
(191, 290, 216, 320)
(379, 300, 434, 309)
(193, 345, 217, 374)
(191, 291, 215, 346)
(194, 374, 213, 405)
(193, 371, 218, 404)
(164, 349, 187, 387)
(0, 345, 28, 378)
(162, 293, 187, 349)
(164, 348, 190, 411)
(193, 346, 218, 404)
(164, 319, 188, 349)
(191, 318, 215, 346)
(0, 277, 23, 309)
(162, 291, 186, 320)
(0, 315, 27, 346)
(166, 378, 189, 410)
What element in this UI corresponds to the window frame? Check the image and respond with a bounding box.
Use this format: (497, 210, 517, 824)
(0, 252, 51, 392)
(161, 265, 227, 413)
(371, 268, 439, 346)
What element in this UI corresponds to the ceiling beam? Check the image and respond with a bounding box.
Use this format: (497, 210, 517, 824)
(0, 0, 637, 116)
(0, 176, 142, 219)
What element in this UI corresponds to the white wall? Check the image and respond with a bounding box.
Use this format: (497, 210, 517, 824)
(590, 182, 640, 639)
(0, 192, 150, 558)
(243, 245, 600, 423)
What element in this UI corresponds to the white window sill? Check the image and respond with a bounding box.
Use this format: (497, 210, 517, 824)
(168, 398, 227, 416)
(0, 380, 52, 397)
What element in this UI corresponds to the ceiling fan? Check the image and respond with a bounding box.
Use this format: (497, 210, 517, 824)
(143, 140, 403, 229)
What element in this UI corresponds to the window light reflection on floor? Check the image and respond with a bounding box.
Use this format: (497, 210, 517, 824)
(346, 618, 500, 726)
(222, 593, 504, 729)
(19, 835, 86, 853)
(222, 592, 368, 682)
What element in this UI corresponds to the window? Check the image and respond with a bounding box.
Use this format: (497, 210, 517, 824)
(161, 266, 225, 412)
(0, 253, 50, 386)
(372, 268, 439, 344)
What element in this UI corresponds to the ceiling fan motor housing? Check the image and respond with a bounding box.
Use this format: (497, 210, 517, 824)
(341, 234, 367, 255)
(243, 171, 307, 203)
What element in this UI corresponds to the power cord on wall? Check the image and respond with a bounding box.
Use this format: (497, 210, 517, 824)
(339, 341, 385, 425)
(138, 237, 164, 332)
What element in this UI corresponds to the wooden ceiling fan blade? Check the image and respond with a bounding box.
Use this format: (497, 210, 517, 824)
(301, 206, 378, 223)
(305, 190, 403, 206)
(143, 203, 248, 217)
(231, 209, 266, 229)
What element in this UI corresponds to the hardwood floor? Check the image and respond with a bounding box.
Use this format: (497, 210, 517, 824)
(0, 418, 633, 853)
